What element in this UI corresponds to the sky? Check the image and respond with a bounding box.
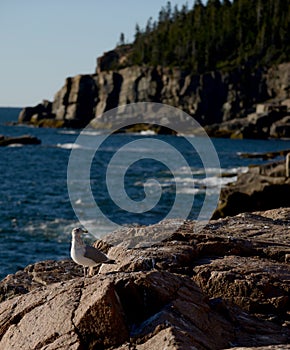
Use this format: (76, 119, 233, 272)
(0, 0, 196, 107)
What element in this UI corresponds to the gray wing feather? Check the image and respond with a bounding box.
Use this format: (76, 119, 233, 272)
(84, 245, 110, 264)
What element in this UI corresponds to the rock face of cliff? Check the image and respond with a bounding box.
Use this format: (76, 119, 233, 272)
(18, 56, 290, 136)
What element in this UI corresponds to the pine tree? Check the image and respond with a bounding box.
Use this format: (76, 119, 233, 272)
(119, 32, 125, 46)
(121, 0, 290, 72)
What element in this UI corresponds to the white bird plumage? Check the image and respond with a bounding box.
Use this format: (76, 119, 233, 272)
(70, 227, 115, 277)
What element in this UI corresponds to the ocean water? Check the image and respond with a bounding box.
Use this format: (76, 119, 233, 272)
(1, 107, 290, 279)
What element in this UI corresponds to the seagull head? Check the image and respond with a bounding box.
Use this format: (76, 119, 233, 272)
(71, 227, 88, 238)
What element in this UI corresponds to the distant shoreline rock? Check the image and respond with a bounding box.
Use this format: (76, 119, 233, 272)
(0, 134, 41, 147)
(206, 99, 290, 139)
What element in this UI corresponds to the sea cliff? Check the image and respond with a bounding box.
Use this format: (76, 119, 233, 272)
(18, 53, 290, 138)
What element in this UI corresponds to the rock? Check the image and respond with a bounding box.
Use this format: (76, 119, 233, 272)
(193, 255, 289, 322)
(91, 65, 263, 128)
(204, 117, 269, 139)
(239, 149, 290, 160)
(1, 209, 289, 349)
(0, 259, 83, 302)
(0, 275, 129, 349)
(205, 103, 290, 139)
(0, 135, 41, 146)
(96, 45, 133, 73)
(270, 116, 290, 138)
(18, 100, 52, 123)
(0, 270, 288, 350)
(18, 75, 98, 128)
(17, 59, 290, 136)
(52, 74, 98, 127)
(213, 160, 290, 218)
(226, 346, 290, 350)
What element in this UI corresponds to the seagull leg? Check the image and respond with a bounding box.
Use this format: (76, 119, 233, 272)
(83, 266, 87, 279)
(88, 266, 94, 277)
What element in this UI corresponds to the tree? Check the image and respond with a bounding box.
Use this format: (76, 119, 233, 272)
(134, 24, 141, 41)
(124, 0, 290, 71)
(119, 32, 125, 46)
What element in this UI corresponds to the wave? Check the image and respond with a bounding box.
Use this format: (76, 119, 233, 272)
(7, 143, 24, 147)
(20, 218, 112, 242)
(139, 130, 156, 135)
(221, 166, 248, 175)
(57, 129, 104, 137)
(56, 143, 84, 150)
(81, 130, 104, 136)
(134, 170, 238, 191)
(195, 175, 237, 188)
(176, 188, 200, 195)
(57, 130, 79, 135)
(21, 218, 75, 242)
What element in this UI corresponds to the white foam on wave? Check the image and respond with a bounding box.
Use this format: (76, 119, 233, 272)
(195, 175, 237, 188)
(176, 188, 200, 195)
(21, 218, 75, 242)
(57, 143, 83, 150)
(20, 218, 113, 243)
(7, 143, 23, 147)
(139, 130, 156, 135)
(134, 172, 236, 191)
(128, 164, 245, 199)
(172, 165, 247, 176)
(165, 167, 221, 176)
(81, 130, 103, 136)
(171, 177, 196, 186)
(222, 166, 248, 175)
(57, 130, 79, 135)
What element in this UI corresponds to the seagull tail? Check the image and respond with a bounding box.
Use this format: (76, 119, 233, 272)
(105, 259, 116, 264)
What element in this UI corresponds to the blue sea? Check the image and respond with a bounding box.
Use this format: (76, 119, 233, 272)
(1, 107, 290, 279)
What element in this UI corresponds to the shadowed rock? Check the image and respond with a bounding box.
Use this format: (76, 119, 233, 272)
(0, 135, 41, 146)
(213, 160, 290, 218)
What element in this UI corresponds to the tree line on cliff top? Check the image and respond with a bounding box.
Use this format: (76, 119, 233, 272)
(118, 0, 290, 73)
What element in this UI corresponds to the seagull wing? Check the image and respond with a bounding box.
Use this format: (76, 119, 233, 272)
(84, 245, 111, 264)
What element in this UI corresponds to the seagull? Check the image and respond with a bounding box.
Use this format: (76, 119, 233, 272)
(70, 227, 115, 277)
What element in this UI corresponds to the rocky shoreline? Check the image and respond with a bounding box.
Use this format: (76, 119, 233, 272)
(0, 209, 289, 349)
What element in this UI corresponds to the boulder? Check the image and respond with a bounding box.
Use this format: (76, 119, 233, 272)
(0, 275, 129, 349)
(204, 117, 267, 139)
(96, 45, 133, 73)
(270, 116, 290, 138)
(213, 160, 290, 218)
(0, 209, 289, 349)
(18, 100, 52, 124)
(0, 135, 41, 146)
(193, 254, 289, 321)
(0, 259, 83, 302)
